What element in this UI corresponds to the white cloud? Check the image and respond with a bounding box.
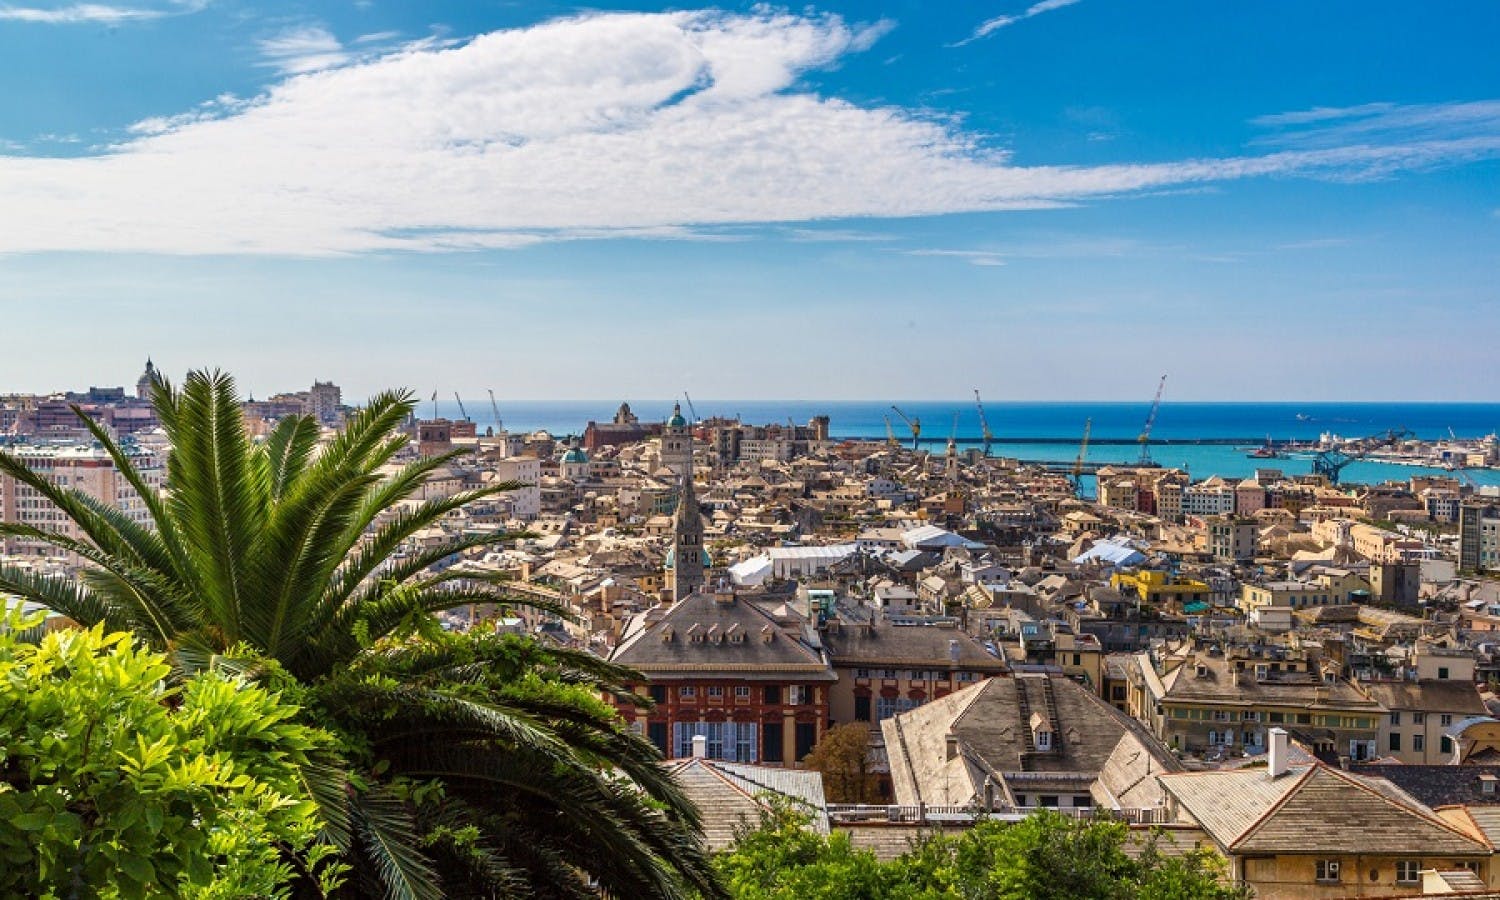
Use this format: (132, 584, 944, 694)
(0, 0, 202, 24)
(258, 25, 350, 74)
(0, 10, 1497, 257)
(908, 249, 1006, 266)
(958, 0, 1081, 45)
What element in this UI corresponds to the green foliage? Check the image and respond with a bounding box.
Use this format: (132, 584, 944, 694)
(716, 804, 1246, 900)
(0, 620, 343, 898)
(0, 371, 721, 899)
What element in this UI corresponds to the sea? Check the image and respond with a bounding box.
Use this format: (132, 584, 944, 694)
(434, 400, 1500, 491)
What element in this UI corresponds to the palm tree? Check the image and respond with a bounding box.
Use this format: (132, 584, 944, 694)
(0, 370, 722, 900)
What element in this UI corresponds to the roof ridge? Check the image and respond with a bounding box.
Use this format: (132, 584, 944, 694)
(1322, 765, 1492, 848)
(1226, 765, 1317, 851)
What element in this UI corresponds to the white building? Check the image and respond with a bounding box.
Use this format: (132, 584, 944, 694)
(491, 456, 541, 521)
(0, 443, 164, 561)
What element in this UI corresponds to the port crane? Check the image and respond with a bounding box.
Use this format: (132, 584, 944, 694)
(974, 389, 995, 457)
(487, 389, 504, 434)
(1136, 375, 1167, 467)
(683, 392, 699, 424)
(1071, 418, 1092, 497)
(453, 392, 471, 422)
(883, 416, 899, 448)
(890, 405, 921, 450)
(1312, 428, 1414, 485)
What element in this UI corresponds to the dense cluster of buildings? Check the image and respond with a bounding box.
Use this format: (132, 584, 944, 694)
(8, 371, 1500, 896)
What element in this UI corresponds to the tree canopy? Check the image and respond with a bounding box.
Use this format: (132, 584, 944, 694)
(0, 616, 343, 898)
(715, 801, 1246, 900)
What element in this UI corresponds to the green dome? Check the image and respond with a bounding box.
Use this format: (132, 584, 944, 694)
(562, 446, 589, 464)
(666, 402, 687, 428)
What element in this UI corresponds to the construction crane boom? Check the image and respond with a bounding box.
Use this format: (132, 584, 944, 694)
(486, 389, 504, 433)
(1071, 418, 1092, 497)
(453, 392, 470, 421)
(974, 389, 994, 457)
(1136, 375, 1167, 466)
(883, 415, 898, 448)
(683, 392, 699, 423)
(890, 405, 921, 451)
(1312, 427, 1413, 485)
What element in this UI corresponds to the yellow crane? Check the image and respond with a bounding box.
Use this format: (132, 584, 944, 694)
(1071, 417, 1092, 497)
(974, 389, 994, 457)
(883, 415, 898, 448)
(890, 405, 921, 451)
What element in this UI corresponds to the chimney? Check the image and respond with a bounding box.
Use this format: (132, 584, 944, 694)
(948, 639, 960, 664)
(691, 734, 707, 759)
(945, 734, 959, 761)
(1268, 727, 1289, 779)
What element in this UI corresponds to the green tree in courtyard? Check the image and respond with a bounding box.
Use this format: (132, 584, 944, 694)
(0, 371, 722, 900)
(0, 616, 343, 898)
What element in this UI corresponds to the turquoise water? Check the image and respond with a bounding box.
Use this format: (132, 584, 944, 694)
(442, 400, 1500, 488)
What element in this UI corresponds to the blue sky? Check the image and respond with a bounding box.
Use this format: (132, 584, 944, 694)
(0, 0, 1496, 402)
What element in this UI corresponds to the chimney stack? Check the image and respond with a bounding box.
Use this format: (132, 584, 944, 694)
(692, 734, 707, 759)
(949, 639, 960, 664)
(1268, 727, 1289, 779)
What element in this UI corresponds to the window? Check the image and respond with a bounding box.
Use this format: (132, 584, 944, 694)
(672, 722, 759, 762)
(763, 723, 784, 763)
(1036, 730, 1053, 751)
(794, 722, 817, 760)
(854, 695, 872, 722)
(1441, 736, 1454, 754)
(1441, 714, 1454, 726)
(957, 671, 978, 683)
(1039, 795, 1059, 807)
(679, 686, 696, 699)
(706, 686, 724, 698)
(1315, 860, 1341, 883)
(1414, 734, 1426, 752)
(763, 685, 781, 705)
(647, 722, 668, 754)
(735, 686, 751, 700)
(1212, 710, 1230, 721)
(855, 668, 871, 679)
(1390, 711, 1402, 726)
(1439, 667, 1450, 680)
(788, 685, 810, 705)
(881, 669, 897, 679)
(1395, 860, 1419, 884)
(1072, 795, 1093, 808)
(1389, 733, 1402, 752)
(1413, 712, 1426, 724)
(648, 685, 666, 704)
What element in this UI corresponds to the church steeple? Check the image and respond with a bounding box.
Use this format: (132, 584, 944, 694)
(668, 467, 704, 601)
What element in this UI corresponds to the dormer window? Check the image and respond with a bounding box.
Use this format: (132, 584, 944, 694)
(1036, 730, 1053, 751)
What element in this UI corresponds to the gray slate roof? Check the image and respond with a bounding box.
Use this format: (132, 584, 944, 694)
(610, 592, 836, 681)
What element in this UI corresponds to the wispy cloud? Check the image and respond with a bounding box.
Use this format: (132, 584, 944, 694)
(955, 0, 1081, 46)
(907, 249, 1007, 267)
(0, 0, 202, 24)
(0, 11, 1497, 256)
(258, 25, 350, 75)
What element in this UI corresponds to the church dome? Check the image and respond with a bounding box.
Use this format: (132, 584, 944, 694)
(666, 402, 687, 429)
(562, 446, 589, 464)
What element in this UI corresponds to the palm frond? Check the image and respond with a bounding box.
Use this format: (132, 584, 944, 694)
(349, 784, 445, 900)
